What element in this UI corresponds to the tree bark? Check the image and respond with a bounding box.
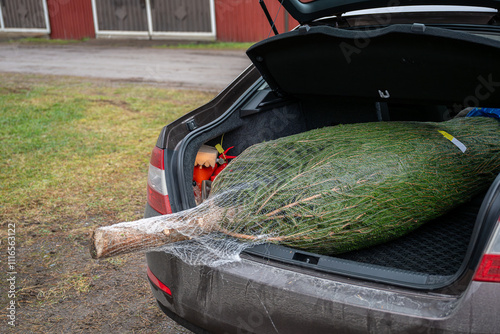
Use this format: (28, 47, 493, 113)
(89, 227, 190, 259)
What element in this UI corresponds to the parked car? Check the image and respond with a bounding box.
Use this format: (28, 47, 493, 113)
(144, 1, 500, 333)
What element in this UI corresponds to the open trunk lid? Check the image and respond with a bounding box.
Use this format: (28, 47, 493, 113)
(246, 24, 500, 106)
(279, 0, 500, 24)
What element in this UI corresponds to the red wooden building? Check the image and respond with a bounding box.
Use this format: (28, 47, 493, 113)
(215, 0, 298, 42)
(49, 0, 95, 40)
(0, 0, 297, 42)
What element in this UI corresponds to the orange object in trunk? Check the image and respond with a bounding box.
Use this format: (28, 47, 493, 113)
(193, 165, 215, 186)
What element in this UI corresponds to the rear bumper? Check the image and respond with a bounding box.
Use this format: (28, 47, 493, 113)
(146, 251, 500, 334)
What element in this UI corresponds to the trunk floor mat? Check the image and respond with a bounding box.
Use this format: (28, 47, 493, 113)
(334, 197, 482, 276)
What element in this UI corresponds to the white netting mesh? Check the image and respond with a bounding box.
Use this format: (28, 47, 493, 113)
(91, 117, 500, 266)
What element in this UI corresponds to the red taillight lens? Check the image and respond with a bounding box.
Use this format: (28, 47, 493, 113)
(150, 146, 164, 170)
(474, 254, 500, 282)
(147, 183, 172, 214)
(147, 266, 172, 296)
(147, 146, 172, 214)
(473, 222, 500, 283)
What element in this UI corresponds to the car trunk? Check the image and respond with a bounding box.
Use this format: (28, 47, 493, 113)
(168, 24, 500, 292)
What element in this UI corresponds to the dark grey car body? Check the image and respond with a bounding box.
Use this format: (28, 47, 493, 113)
(146, 252, 500, 333)
(144, 2, 500, 333)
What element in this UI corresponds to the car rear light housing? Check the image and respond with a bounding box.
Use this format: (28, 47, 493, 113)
(147, 146, 172, 215)
(474, 221, 500, 282)
(147, 266, 172, 296)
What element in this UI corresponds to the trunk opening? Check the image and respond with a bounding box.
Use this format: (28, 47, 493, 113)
(171, 24, 500, 292)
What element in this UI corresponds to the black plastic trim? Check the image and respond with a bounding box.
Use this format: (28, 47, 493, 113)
(239, 89, 297, 117)
(245, 243, 433, 287)
(459, 175, 500, 275)
(163, 148, 182, 213)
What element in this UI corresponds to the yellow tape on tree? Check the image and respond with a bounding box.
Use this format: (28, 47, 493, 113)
(438, 130, 467, 153)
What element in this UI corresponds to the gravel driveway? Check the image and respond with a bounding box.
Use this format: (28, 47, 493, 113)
(0, 41, 251, 91)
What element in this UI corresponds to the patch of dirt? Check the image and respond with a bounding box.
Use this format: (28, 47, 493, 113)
(0, 221, 193, 333)
(0, 86, 31, 95)
(88, 98, 139, 113)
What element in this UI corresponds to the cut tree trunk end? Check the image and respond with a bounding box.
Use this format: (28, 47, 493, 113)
(89, 206, 240, 259)
(89, 227, 190, 259)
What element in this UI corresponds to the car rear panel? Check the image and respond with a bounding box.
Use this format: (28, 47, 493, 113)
(144, 17, 500, 333)
(144, 80, 500, 333)
(147, 251, 500, 334)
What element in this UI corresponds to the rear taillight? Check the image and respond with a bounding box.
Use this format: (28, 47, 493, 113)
(147, 266, 172, 296)
(147, 146, 172, 215)
(474, 222, 500, 282)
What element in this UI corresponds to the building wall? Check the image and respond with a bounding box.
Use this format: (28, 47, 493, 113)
(215, 0, 298, 42)
(48, 0, 94, 40)
(45, 0, 296, 42)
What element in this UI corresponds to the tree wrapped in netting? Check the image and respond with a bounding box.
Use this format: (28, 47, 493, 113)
(91, 117, 500, 264)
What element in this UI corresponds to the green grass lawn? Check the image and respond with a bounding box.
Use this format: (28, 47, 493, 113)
(10, 37, 85, 44)
(0, 73, 214, 331)
(7, 37, 254, 50)
(0, 73, 214, 229)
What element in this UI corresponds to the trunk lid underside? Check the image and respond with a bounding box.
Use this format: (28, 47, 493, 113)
(246, 24, 500, 106)
(279, 0, 500, 24)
